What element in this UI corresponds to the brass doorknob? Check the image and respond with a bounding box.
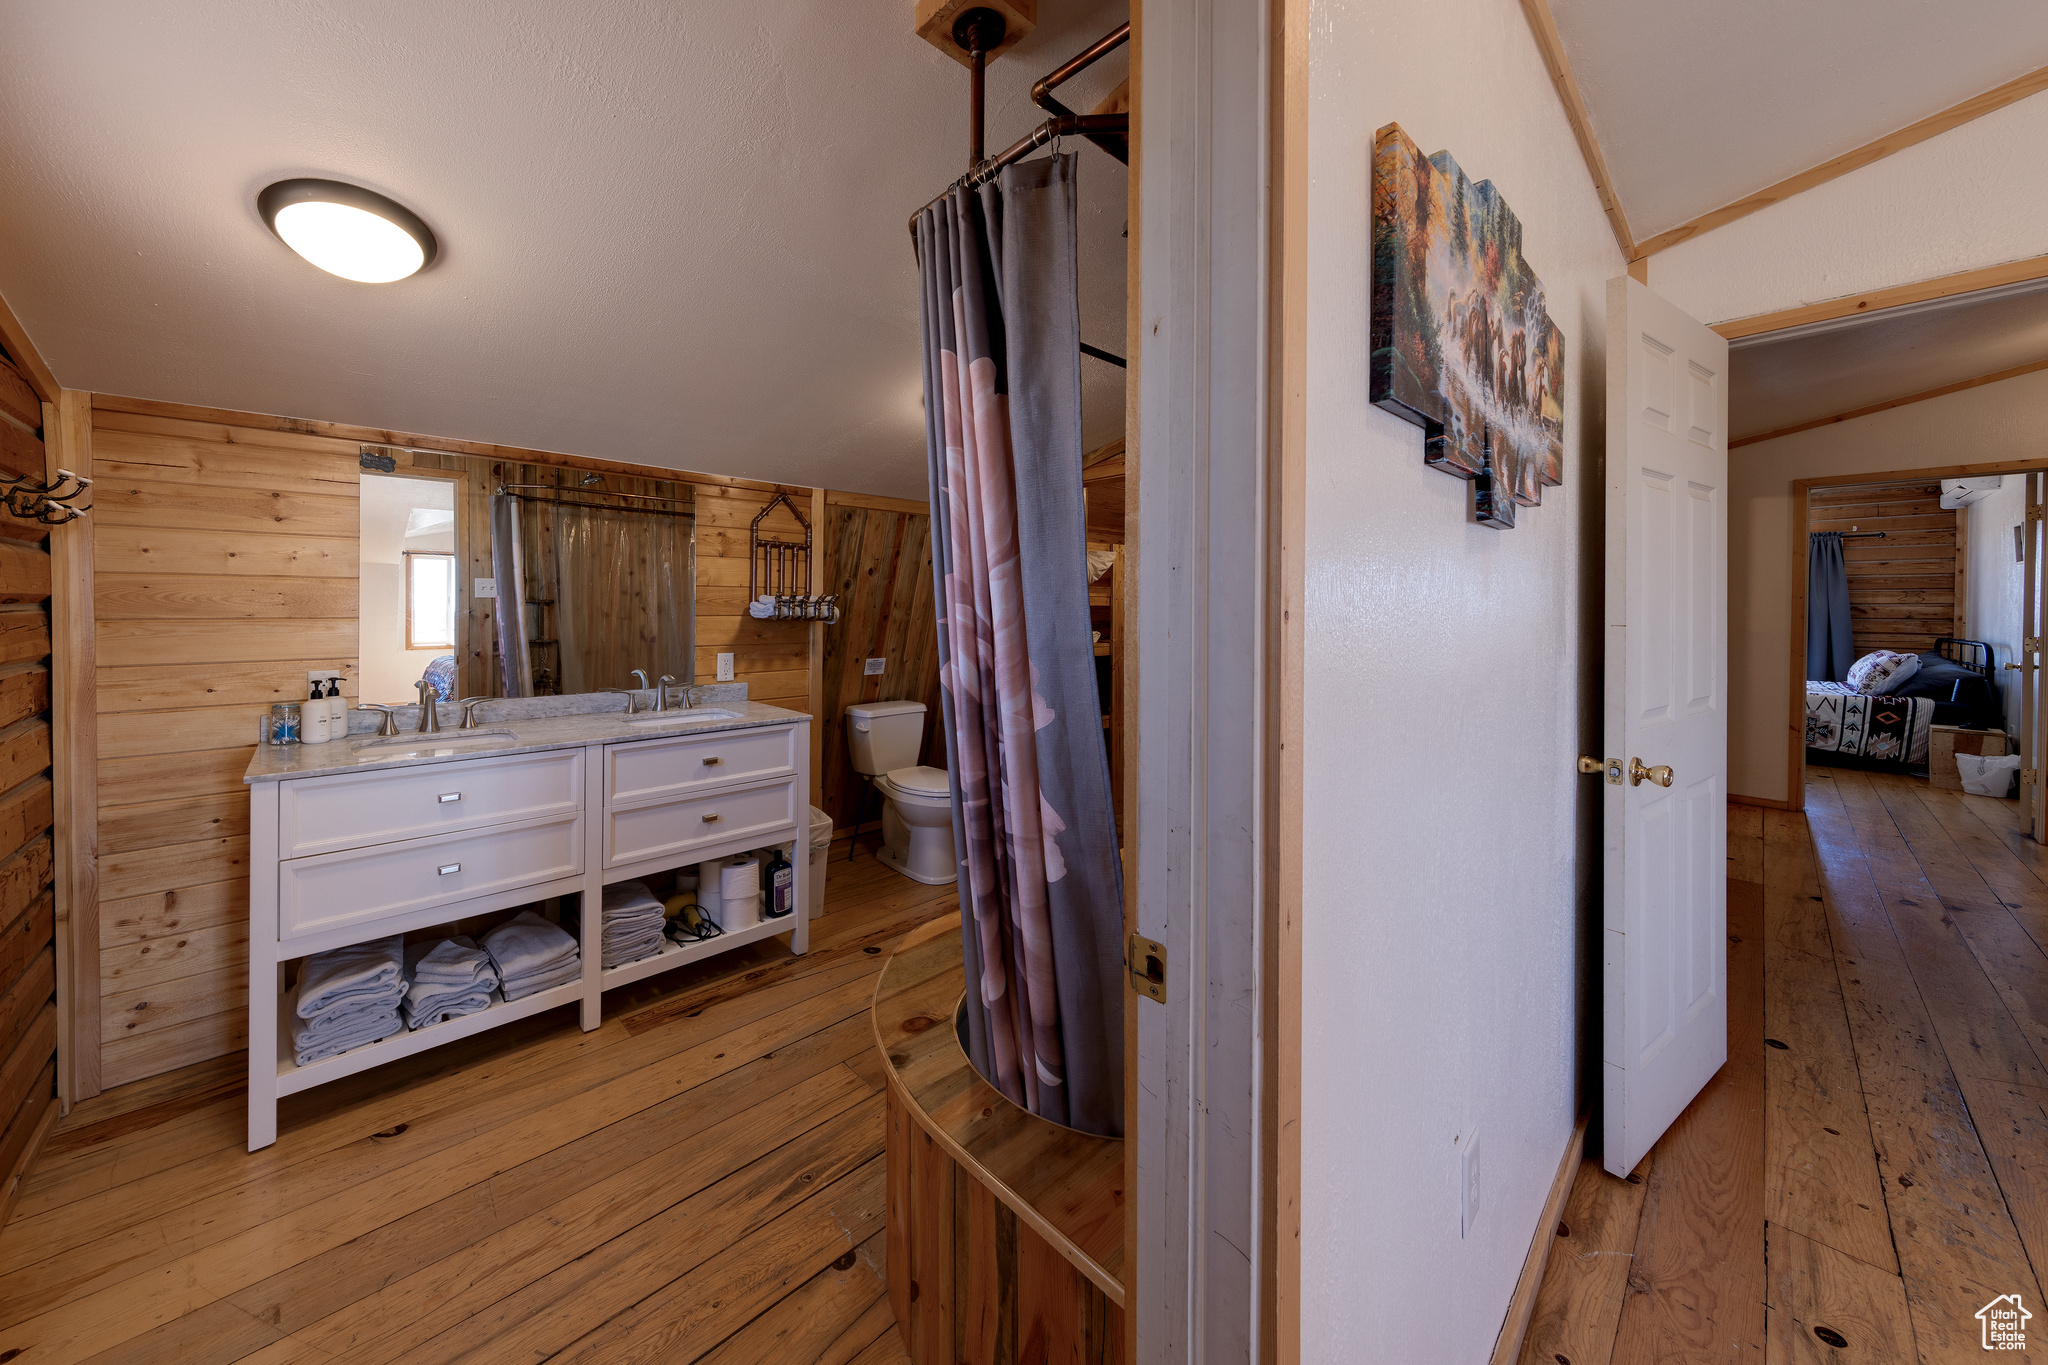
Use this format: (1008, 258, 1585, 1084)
(2006, 662, 2023, 671)
(1629, 758, 1674, 788)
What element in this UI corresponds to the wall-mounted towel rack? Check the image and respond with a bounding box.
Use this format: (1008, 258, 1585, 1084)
(748, 492, 838, 622)
(0, 467, 89, 524)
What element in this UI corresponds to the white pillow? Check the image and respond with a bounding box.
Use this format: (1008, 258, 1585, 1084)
(1874, 653, 1920, 694)
(1846, 649, 1919, 695)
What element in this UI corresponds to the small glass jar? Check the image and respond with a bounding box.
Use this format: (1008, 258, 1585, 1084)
(268, 701, 302, 746)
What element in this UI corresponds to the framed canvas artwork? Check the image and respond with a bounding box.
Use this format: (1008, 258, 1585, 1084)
(1370, 122, 1565, 529)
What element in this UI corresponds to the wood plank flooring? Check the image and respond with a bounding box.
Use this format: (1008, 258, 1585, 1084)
(0, 841, 951, 1365)
(1522, 770, 2048, 1365)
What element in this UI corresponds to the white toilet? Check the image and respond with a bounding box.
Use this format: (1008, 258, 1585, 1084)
(846, 700, 957, 885)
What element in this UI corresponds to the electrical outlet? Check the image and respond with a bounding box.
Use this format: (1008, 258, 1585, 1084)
(473, 579, 497, 599)
(864, 657, 887, 676)
(1460, 1130, 1481, 1238)
(716, 653, 735, 682)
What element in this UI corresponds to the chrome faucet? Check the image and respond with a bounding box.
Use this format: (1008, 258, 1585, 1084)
(597, 688, 640, 715)
(655, 675, 678, 711)
(414, 680, 443, 733)
(356, 703, 398, 737)
(630, 668, 651, 693)
(454, 697, 491, 729)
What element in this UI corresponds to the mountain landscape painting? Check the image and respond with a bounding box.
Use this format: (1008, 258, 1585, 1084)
(1370, 122, 1565, 529)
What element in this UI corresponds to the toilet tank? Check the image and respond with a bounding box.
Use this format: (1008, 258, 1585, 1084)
(847, 700, 927, 775)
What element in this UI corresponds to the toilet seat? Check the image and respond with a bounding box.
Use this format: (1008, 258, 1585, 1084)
(883, 765, 951, 798)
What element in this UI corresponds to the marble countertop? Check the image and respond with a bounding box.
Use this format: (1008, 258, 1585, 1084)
(244, 698, 811, 783)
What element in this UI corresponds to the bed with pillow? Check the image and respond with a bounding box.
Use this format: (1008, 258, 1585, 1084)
(1805, 640, 2002, 773)
(1805, 649, 1937, 771)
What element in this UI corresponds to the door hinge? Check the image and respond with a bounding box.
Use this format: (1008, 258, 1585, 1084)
(1128, 934, 1166, 1004)
(2028, 636, 2043, 655)
(2031, 506, 2043, 522)
(2026, 769, 2039, 787)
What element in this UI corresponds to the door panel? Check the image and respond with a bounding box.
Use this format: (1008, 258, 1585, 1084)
(1603, 276, 1730, 1177)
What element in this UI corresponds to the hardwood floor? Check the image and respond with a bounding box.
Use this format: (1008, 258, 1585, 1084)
(1521, 771, 2048, 1365)
(0, 837, 950, 1365)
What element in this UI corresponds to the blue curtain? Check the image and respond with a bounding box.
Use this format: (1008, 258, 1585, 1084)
(1807, 532, 1855, 682)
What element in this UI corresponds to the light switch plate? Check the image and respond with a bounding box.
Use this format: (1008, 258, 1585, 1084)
(864, 658, 886, 676)
(716, 652, 735, 682)
(473, 579, 497, 599)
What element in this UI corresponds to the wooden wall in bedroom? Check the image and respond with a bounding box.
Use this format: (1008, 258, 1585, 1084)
(1809, 479, 1960, 658)
(89, 401, 360, 1089)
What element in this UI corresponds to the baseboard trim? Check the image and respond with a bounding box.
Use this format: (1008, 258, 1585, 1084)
(1730, 793, 1800, 811)
(1489, 1110, 1590, 1365)
(0, 1092, 59, 1231)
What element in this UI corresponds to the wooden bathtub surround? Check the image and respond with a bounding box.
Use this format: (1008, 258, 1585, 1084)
(875, 915, 1125, 1363)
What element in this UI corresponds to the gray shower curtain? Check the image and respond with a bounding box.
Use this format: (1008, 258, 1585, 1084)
(1808, 531, 1855, 682)
(916, 155, 1125, 1137)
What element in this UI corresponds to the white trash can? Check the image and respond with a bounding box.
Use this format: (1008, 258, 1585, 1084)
(807, 805, 834, 920)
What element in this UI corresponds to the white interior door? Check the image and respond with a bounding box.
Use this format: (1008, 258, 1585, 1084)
(1602, 276, 1730, 1177)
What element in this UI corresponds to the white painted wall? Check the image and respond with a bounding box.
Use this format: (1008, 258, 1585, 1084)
(1728, 368, 2048, 804)
(1965, 478, 2026, 730)
(1300, 0, 1622, 1355)
(1650, 89, 2048, 326)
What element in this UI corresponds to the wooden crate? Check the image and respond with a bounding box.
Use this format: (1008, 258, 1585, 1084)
(1929, 725, 2010, 792)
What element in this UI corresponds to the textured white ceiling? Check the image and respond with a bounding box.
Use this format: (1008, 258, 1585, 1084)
(0, 0, 1131, 500)
(1546, 0, 2048, 241)
(1730, 279, 2048, 440)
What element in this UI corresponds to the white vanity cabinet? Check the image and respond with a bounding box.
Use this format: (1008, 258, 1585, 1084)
(246, 711, 811, 1151)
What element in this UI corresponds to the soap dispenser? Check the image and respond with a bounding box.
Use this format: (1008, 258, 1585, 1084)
(303, 672, 330, 745)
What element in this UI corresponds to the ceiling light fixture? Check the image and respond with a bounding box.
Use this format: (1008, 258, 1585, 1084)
(258, 179, 437, 283)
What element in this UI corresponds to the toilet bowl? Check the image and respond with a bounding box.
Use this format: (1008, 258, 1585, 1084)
(874, 765, 958, 885)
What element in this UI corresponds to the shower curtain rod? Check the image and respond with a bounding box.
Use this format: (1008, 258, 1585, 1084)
(497, 484, 695, 518)
(1836, 530, 1887, 539)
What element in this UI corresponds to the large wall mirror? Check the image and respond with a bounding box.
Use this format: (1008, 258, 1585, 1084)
(358, 462, 696, 708)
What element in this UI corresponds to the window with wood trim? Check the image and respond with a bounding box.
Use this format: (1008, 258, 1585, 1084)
(404, 551, 456, 650)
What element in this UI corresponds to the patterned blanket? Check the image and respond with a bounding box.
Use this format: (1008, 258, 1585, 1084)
(1804, 685, 1933, 764)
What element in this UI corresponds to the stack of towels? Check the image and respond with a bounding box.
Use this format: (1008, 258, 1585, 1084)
(482, 910, 581, 1001)
(291, 938, 405, 1065)
(601, 881, 667, 968)
(403, 936, 498, 1029)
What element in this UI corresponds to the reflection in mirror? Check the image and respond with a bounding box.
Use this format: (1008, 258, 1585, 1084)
(360, 472, 461, 705)
(489, 483, 695, 697)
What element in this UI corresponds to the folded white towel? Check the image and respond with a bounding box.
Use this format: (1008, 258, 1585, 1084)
(297, 938, 405, 1019)
(289, 983, 404, 1064)
(483, 911, 578, 982)
(409, 936, 496, 989)
(406, 987, 498, 1029)
(501, 956, 582, 1001)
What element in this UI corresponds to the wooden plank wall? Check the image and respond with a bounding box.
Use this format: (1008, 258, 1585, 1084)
(695, 485, 818, 713)
(89, 404, 360, 1088)
(1809, 480, 1959, 658)
(816, 496, 941, 831)
(0, 353, 60, 1203)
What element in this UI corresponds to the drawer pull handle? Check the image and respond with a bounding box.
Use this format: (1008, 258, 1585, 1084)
(438, 792, 462, 804)
(438, 863, 462, 876)
(703, 757, 722, 766)
(702, 814, 721, 824)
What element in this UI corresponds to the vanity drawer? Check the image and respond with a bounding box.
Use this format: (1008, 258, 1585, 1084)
(278, 750, 584, 858)
(605, 726, 796, 806)
(278, 814, 582, 941)
(605, 777, 798, 869)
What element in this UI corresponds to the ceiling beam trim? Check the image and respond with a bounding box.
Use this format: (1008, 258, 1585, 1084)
(1730, 353, 2048, 449)
(1638, 62, 2048, 259)
(1712, 251, 2048, 340)
(1518, 0, 1638, 261)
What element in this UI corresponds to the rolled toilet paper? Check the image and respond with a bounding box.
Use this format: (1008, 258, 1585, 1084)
(718, 855, 761, 929)
(695, 858, 727, 924)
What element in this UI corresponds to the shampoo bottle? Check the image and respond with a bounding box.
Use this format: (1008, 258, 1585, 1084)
(764, 849, 794, 919)
(302, 673, 330, 744)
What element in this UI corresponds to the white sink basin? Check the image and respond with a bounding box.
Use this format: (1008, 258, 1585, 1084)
(352, 729, 520, 758)
(621, 708, 744, 727)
